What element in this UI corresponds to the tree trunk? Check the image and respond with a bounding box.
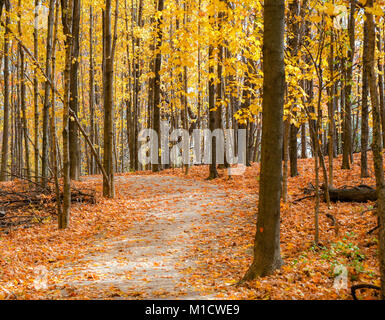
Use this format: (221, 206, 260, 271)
(288, 0, 300, 177)
(377, 33, 385, 147)
(152, 0, 164, 172)
(50, 0, 61, 217)
(42, 0, 56, 187)
(18, 0, 31, 181)
(59, 0, 73, 229)
(207, 40, 218, 179)
(342, 1, 355, 169)
(1, 1, 10, 181)
(366, 0, 385, 299)
(69, 0, 81, 180)
(328, 23, 335, 187)
(33, 0, 40, 182)
(282, 120, 290, 202)
(242, 0, 285, 280)
(361, 18, 370, 178)
(102, 0, 115, 198)
(89, 5, 96, 175)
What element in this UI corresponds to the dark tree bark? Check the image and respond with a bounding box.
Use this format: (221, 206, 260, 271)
(1, 1, 10, 181)
(361, 19, 370, 178)
(342, 1, 355, 169)
(18, 0, 31, 181)
(130, 0, 143, 172)
(215, 4, 225, 171)
(301, 123, 307, 159)
(242, 0, 285, 280)
(33, 0, 40, 182)
(328, 19, 335, 186)
(59, 0, 73, 229)
(287, 0, 300, 177)
(328, 185, 377, 203)
(42, 0, 56, 187)
(238, 61, 252, 168)
(102, 0, 116, 198)
(0, 0, 5, 17)
(366, 0, 385, 299)
(207, 7, 218, 180)
(377, 33, 385, 147)
(69, 0, 81, 180)
(89, 5, 96, 175)
(152, 0, 164, 172)
(50, 0, 61, 217)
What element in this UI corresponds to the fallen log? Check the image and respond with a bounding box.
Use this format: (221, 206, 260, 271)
(0, 184, 96, 232)
(326, 185, 377, 203)
(351, 284, 380, 300)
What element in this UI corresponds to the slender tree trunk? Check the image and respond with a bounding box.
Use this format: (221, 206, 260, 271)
(102, 0, 116, 198)
(89, 5, 95, 175)
(33, 0, 40, 181)
(50, 0, 61, 217)
(301, 123, 307, 159)
(328, 24, 335, 187)
(288, 0, 300, 177)
(282, 119, 290, 202)
(377, 33, 385, 147)
(69, 0, 81, 180)
(59, 0, 73, 229)
(1, 1, 10, 181)
(207, 41, 218, 179)
(42, 0, 56, 187)
(361, 18, 370, 178)
(152, 0, 164, 172)
(18, 0, 30, 180)
(342, 1, 355, 169)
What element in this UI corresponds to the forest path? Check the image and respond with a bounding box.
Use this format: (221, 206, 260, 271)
(54, 175, 254, 299)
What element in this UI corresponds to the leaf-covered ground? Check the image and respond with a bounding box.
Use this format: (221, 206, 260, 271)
(0, 153, 381, 299)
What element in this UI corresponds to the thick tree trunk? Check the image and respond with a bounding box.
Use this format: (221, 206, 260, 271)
(366, 0, 385, 299)
(242, 0, 285, 280)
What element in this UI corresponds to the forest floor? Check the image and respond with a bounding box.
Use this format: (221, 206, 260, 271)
(0, 153, 382, 299)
